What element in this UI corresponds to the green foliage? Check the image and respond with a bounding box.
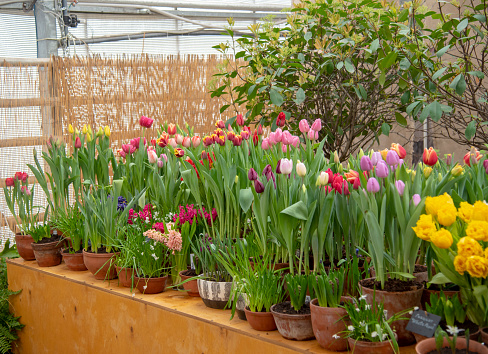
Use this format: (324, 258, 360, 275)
(311, 264, 345, 308)
(285, 273, 314, 312)
(425, 291, 466, 327)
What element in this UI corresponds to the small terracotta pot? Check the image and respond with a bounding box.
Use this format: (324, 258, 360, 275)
(310, 298, 349, 351)
(360, 278, 424, 346)
(270, 302, 315, 341)
(134, 275, 168, 294)
(31, 240, 63, 267)
(61, 249, 87, 271)
(348, 338, 396, 354)
(414, 264, 428, 283)
(15, 234, 35, 261)
(244, 307, 276, 331)
(82, 250, 118, 280)
(116, 266, 134, 288)
(421, 287, 460, 309)
(415, 336, 488, 354)
(179, 270, 200, 297)
(414, 326, 480, 343)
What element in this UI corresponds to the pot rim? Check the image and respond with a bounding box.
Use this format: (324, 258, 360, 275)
(359, 277, 424, 294)
(244, 306, 273, 315)
(270, 303, 311, 319)
(197, 273, 232, 285)
(134, 274, 168, 281)
(15, 233, 32, 238)
(61, 249, 83, 256)
(82, 249, 118, 257)
(31, 240, 64, 249)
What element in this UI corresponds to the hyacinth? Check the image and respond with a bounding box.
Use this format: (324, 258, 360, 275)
(117, 196, 127, 211)
(152, 222, 165, 233)
(128, 204, 153, 224)
(173, 204, 217, 227)
(165, 230, 183, 254)
(143, 229, 165, 243)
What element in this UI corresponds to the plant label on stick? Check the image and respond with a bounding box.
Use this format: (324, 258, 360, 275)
(190, 253, 195, 270)
(406, 309, 441, 337)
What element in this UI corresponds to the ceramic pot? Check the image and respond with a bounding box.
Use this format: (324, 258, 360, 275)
(83, 250, 118, 280)
(61, 249, 87, 271)
(134, 275, 168, 294)
(348, 338, 396, 354)
(116, 266, 134, 288)
(245, 307, 276, 331)
(360, 278, 424, 346)
(15, 234, 35, 261)
(31, 240, 63, 267)
(197, 276, 232, 309)
(310, 298, 349, 351)
(235, 294, 247, 321)
(415, 336, 488, 354)
(270, 302, 314, 341)
(179, 270, 199, 297)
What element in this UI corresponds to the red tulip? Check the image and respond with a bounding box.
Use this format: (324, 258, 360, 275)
(276, 112, 286, 127)
(74, 137, 81, 149)
(241, 130, 250, 140)
(252, 131, 259, 146)
(215, 135, 226, 146)
(233, 135, 242, 146)
(257, 124, 263, 136)
(157, 133, 169, 147)
(203, 135, 214, 147)
(14, 172, 28, 182)
(167, 123, 177, 136)
(391, 143, 406, 159)
(236, 114, 244, 126)
(423, 147, 438, 166)
(122, 144, 136, 155)
(130, 137, 146, 149)
(139, 116, 154, 128)
(5, 178, 14, 187)
(464, 148, 483, 166)
(174, 148, 185, 158)
(215, 120, 225, 129)
(227, 131, 236, 142)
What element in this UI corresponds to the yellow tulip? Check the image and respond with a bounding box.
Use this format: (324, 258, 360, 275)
(454, 256, 467, 275)
(466, 220, 488, 241)
(82, 124, 88, 134)
(458, 202, 474, 223)
(423, 167, 432, 178)
(466, 256, 488, 278)
(96, 127, 104, 137)
(68, 124, 74, 134)
(380, 149, 388, 161)
(86, 132, 92, 142)
(87, 125, 93, 137)
(75, 128, 80, 135)
(104, 126, 111, 137)
(430, 229, 453, 249)
(412, 214, 437, 241)
(451, 164, 463, 177)
(457, 236, 483, 258)
(333, 151, 340, 164)
(438, 173, 442, 182)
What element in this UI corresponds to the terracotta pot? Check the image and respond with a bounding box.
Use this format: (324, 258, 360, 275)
(82, 250, 118, 280)
(414, 265, 428, 283)
(348, 338, 396, 354)
(61, 249, 87, 271)
(360, 278, 424, 346)
(116, 266, 134, 288)
(31, 240, 63, 267)
(421, 287, 460, 309)
(15, 234, 35, 261)
(197, 276, 232, 309)
(270, 302, 315, 341)
(134, 275, 168, 294)
(310, 298, 349, 351)
(179, 270, 200, 297)
(415, 336, 488, 354)
(414, 325, 480, 343)
(481, 327, 488, 344)
(244, 307, 276, 331)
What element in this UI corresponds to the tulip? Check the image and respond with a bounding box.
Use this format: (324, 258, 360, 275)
(345, 170, 359, 184)
(316, 171, 329, 186)
(412, 194, 421, 206)
(395, 180, 405, 196)
(367, 177, 380, 193)
(360, 156, 373, 171)
(82, 124, 88, 134)
(182, 137, 191, 148)
(167, 123, 177, 136)
(203, 135, 214, 147)
(161, 153, 168, 162)
(280, 158, 293, 175)
(276, 112, 286, 127)
(423, 166, 433, 178)
(248, 168, 258, 181)
(353, 178, 361, 190)
(282, 131, 293, 145)
(371, 151, 382, 166)
(215, 135, 226, 146)
(96, 127, 104, 137)
(5, 178, 14, 187)
(147, 149, 158, 163)
(423, 147, 438, 166)
(168, 138, 178, 148)
(257, 124, 263, 136)
(451, 164, 463, 176)
(307, 129, 318, 140)
(263, 164, 272, 177)
(261, 138, 271, 150)
(464, 147, 483, 166)
(233, 135, 243, 146)
(269, 132, 277, 145)
(227, 131, 236, 142)
(291, 136, 300, 148)
(446, 154, 452, 166)
(241, 130, 250, 140)
(68, 124, 74, 134)
(75, 128, 80, 135)
(376, 160, 389, 178)
(386, 150, 400, 166)
(104, 125, 110, 137)
(74, 136, 81, 149)
(174, 148, 185, 158)
(380, 149, 388, 161)
(139, 116, 154, 128)
(157, 159, 164, 168)
(215, 120, 225, 129)
(484, 160, 488, 174)
(282, 144, 288, 153)
(86, 132, 92, 143)
(296, 161, 307, 177)
(333, 151, 340, 164)
(358, 149, 365, 159)
(252, 130, 259, 146)
(118, 149, 126, 158)
(299, 119, 310, 133)
(122, 144, 136, 155)
(191, 136, 201, 148)
(274, 128, 283, 143)
(236, 114, 244, 126)
(175, 134, 183, 145)
(311, 119, 322, 131)
(254, 180, 265, 193)
(390, 143, 406, 159)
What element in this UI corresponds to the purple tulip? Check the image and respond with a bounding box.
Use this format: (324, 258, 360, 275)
(276, 159, 282, 174)
(412, 194, 421, 206)
(367, 177, 380, 193)
(376, 160, 389, 178)
(248, 168, 258, 181)
(263, 164, 272, 177)
(254, 180, 265, 193)
(386, 150, 400, 166)
(395, 180, 405, 196)
(360, 156, 373, 171)
(484, 160, 488, 174)
(371, 151, 382, 166)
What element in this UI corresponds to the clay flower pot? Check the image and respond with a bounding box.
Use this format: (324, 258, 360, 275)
(61, 249, 87, 271)
(310, 298, 349, 351)
(415, 336, 488, 354)
(421, 287, 460, 310)
(244, 307, 276, 331)
(270, 302, 315, 341)
(360, 278, 424, 346)
(83, 250, 118, 280)
(134, 275, 168, 294)
(31, 240, 63, 267)
(116, 266, 134, 288)
(15, 234, 35, 261)
(348, 337, 396, 354)
(179, 270, 200, 297)
(197, 276, 232, 309)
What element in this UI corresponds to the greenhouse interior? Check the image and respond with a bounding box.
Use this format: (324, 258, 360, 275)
(0, 0, 487, 353)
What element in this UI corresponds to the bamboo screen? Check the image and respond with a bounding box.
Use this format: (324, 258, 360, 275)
(0, 54, 239, 243)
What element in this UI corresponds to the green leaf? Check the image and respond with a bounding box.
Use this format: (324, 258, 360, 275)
(304, 31, 312, 41)
(295, 88, 306, 104)
(429, 101, 442, 122)
(379, 72, 386, 86)
(467, 71, 484, 79)
(336, 61, 344, 70)
(406, 101, 421, 115)
(432, 67, 448, 80)
(379, 51, 398, 71)
(449, 74, 466, 95)
(395, 112, 407, 126)
(239, 188, 253, 213)
(370, 38, 380, 53)
(381, 123, 390, 136)
(344, 58, 355, 73)
(281, 201, 308, 221)
(269, 88, 284, 107)
(436, 45, 450, 57)
(298, 53, 305, 63)
(457, 18, 468, 31)
(473, 14, 486, 23)
(358, 84, 367, 100)
(429, 272, 451, 285)
(465, 120, 476, 141)
(399, 58, 410, 70)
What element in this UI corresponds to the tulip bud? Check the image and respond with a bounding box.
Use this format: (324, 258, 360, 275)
(302, 184, 307, 193)
(296, 161, 307, 177)
(235, 175, 239, 184)
(360, 156, 373, 171)
(451, 164, 463, 176)
(167, 123, 177, 136)
(104, 126, 111, 137)
(446, 154, 452, 166)
(75, 128, 80, 135)
(68, 124, 74, 134)
(395, 180, 405, 196)
(333, 151, 340, 164)
(438, 173, 442, 182)
(484, 160, 488, 174)
(276, 112, 286, 127)
(254, 180, 265, 193)
(148, 149, 158, 163)
(386, 150, 400, 166)
(376, 161, 389, 178)
(236, 114, 244, 126)
(248, 168, 258, 181)
(96, 127, 104, 137)
(423, 166, 433, 178)
(316, 171, 329, 186)
(86, 132, 92, 142)
(299, 119, 310, 133)
(412, 194, 421, 206)
(280, 158, 293, 175)
(74, 136, 81, 149)
(257, 124, 263, 136)
(367, 177, 380, 193)
(310, 119, 322, 132)
(338, 164, 343, 173)
(423, 147, 438, 166)
(191, 136, 201, 148)
(157, 159, 164, 168)
(161, 153, 168, 162)
(358, 149, 365, 159)
(87, 125, 93, 137)
(82, 124, 88, 134)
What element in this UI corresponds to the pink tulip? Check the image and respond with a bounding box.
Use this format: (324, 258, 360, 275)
(147, 149, 158, 163)
(139, 116, 154, 128)
(386, 150, 400, 166)
(395, 180, 405, 196)
(161, 153, 168, 162)
(182, 137, 191, 148)
(261, 138, 271, 150)
(157, 159, 164, 168)
(168, 138, 177, 148)
(269, 132, 277, 145)
(191, 136, 201, 148)
(274, 128, 283, 143)
(360, 156, 373, 171)
(311, 119, 322, 131)
(371, 151, 382, 166)
(282, 144, 288, 153)
(175, 134, 184, 145)
(291, 136, 300, 148)
(282, 131, 293, 145)
(376, 160, 389, 178)
(412, 194, 421, 206)
(74, 136, 81, 149)
(122, 144, 136, 155)
(130, 137, 146, 149)
(299, 119, 310, 133)
(484, 160, 488, 174)
(236, 114, 244, 126)
(307, 130, 318, 140)
(367, 177, 380, 193)
(118, 149, 126, 158)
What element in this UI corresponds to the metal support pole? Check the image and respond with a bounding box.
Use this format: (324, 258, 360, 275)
(34, 0, 58, 58)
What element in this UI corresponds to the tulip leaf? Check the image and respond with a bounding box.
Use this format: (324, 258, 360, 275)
(239, 188, 253, 213)
(281, 201, 308, 221)
(429, 272, 451, 285)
